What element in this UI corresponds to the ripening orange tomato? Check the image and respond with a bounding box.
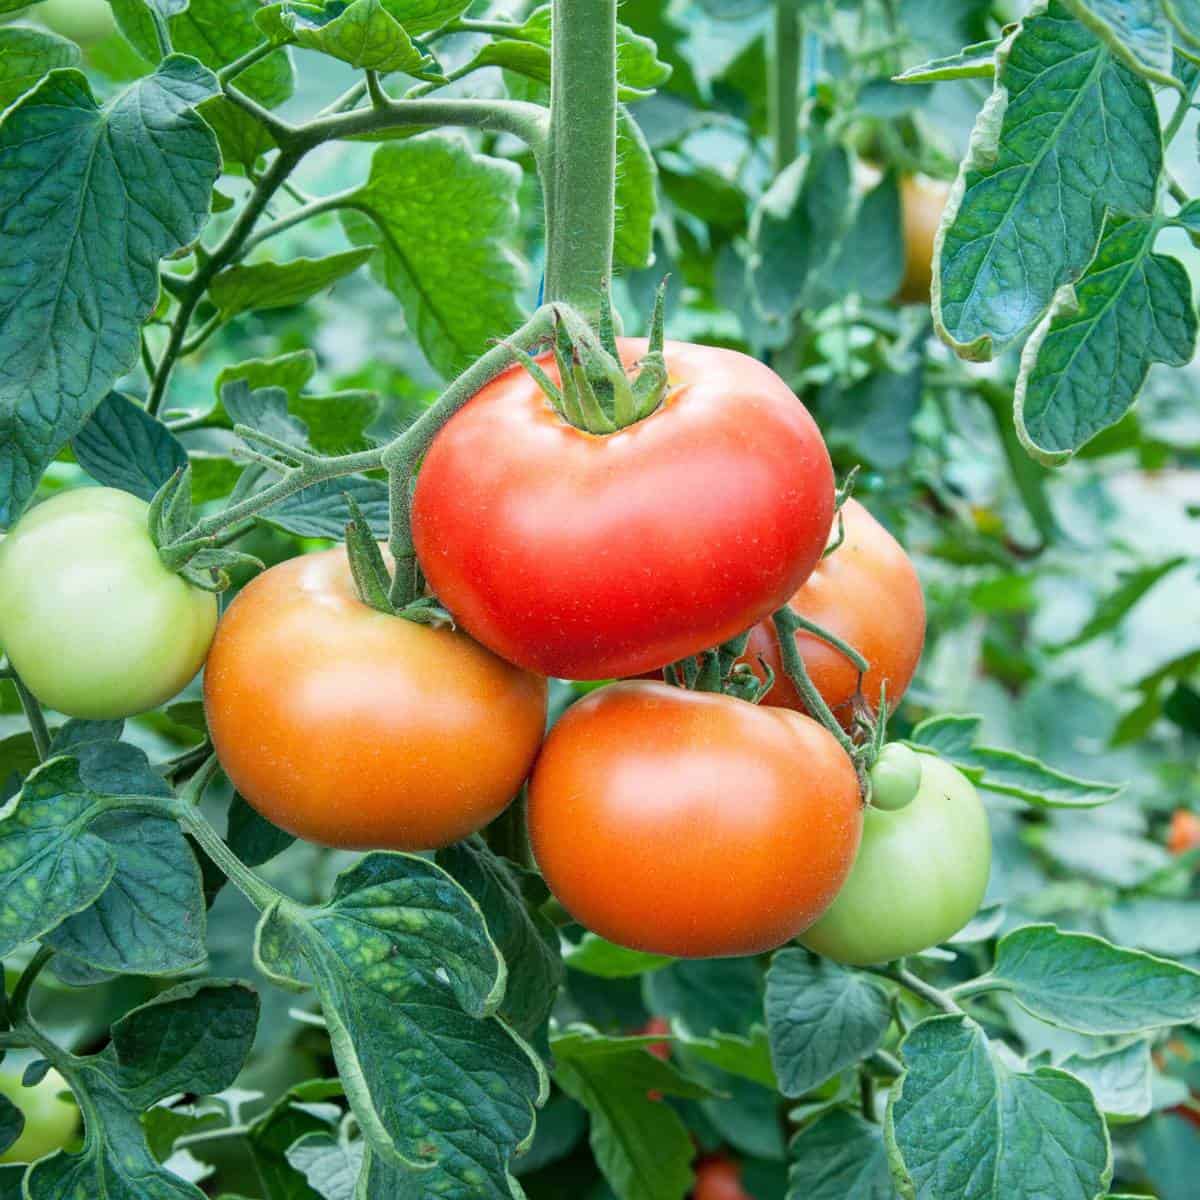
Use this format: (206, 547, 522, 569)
(528, 681, 862, 958)
(1168, 809, 1200, 856)
(740, 499, 924, 725)
(896, 176, 951, 304)
(204, 548, 547, 851)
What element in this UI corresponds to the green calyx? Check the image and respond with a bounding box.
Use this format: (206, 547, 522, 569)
(510, 281, 670, 434)
(343, 492, 452, 626)
(149, 467, 262, 592)
(664, 630, 777, 704)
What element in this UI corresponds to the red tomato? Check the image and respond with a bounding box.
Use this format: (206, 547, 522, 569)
(740, 499, 924, 724)
(693, 1156, 751, 1200)
(527, 682, 862, 957)
(204, 548, 547, 851)
(412, 340, 835, 680)
(639, 1017, 671, 1062)
(1168, 810, 1200, 856)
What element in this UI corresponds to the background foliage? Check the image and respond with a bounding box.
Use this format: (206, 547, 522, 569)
(1, 0, 1200, 1198)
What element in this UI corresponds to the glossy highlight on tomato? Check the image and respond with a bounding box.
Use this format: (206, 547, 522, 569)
(0, 487, 217, 719)
(204, 548, 548, 851)
(412, 340, 836, 680)
(528, 681, 862, 958)
(741, 499, 924, 723)
(799, 754, 990, 965)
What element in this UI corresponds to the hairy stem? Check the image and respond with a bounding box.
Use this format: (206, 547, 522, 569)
(864, 963, 962, 1014)
(12, 672, 51, 761)
(770, 0, 801, 174)
(542, 0, 617, 322)
(382, 306, 555, 606)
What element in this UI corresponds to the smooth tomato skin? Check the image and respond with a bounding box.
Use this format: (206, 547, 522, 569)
(740, 500, 924, 723)
(0, 488, 217, 719)
(204, 548, 548, 851)
(1168, 809, 1200, 856)
(896, 176, 950, 305)
(0, 1070, 79, 1164)
(693, 1156, 751, 1200)
(527, 682, 862, 958)
(412, 339, 835, 680)
(799, 754, 990, 965)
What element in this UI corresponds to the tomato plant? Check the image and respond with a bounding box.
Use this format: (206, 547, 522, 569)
(0, 487, 217, 720)
(412, 339, 835, 679)
(204, 547, 547, 850)
(0, 2, 1197, 1200)
(528, 681, 861, 957)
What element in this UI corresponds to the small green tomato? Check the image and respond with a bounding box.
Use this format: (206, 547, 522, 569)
(0, 487, 217, 719)
(0, 1069, 79, 1164)
(799, 754, 990, 965)
(869, 742, 923, 811)
(34, 0, 116, 45)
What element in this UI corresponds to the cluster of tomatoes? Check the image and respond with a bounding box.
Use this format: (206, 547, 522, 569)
(0, 338, 990, 966)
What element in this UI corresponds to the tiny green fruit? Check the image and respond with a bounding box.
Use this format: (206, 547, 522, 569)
(870, 742, 923, 811)
(0, 1069, 78, 1164)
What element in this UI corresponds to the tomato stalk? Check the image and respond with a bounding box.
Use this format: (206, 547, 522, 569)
(542, 0, 618, 324)
(770, 0, 802, 174)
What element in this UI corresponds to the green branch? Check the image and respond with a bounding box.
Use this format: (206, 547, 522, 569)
(12, 671, 51, 761)
(770, 0, 802, 174)
(382, 305, 556, 606)
(863, 963, 963, 1014)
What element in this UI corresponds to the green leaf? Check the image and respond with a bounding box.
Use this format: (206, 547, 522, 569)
(1102, 897, 1200, 957)
(285, 1130, 361, 1199)
(564, 933, 674, 978)
(255, 1, 436, 76)
(226, 792, 294, 869)
(644, 958, 763, 1038)
(551, 1027, 712, 1200)
(886, 1014, 1111, 1200)
(0, 1095, 23, 1158)
(787, 1110, 894, 1200)
(820, 168, 904, 304)
(0, 732, 39, 801)
(748, 141, 852, 323)
(111, 0, 295, 169)
(908, 716, 1122, 808)
(0, 57, 220, 525)
(222, 380, 308, 450)
(242, 1078, 342, 1199)
(990, 924, 1200, 1034)
(674, 1025, 777, 1090)
(437, 838, 563, 1054)
(466, 4, 671, 101)
(1061, 0, 1174, 81)
(73, 393, 188, 501)
(0, 25, 79, 108)
(1015, 215, 1197, 463)
(1057, 1041, 1153, 1124)
(1053, 557, 1187, 650)
(615, 107, 658, 270)
(934, 1, 1161, 360)
(260, 475, 389, 540)
(342, 134, 527, 379)
(253, 853, 545, 1188)
(25, 981, 257, 1200)
(209, 248, 375, 320)
(765, 949, 890, 1098)
(216, 350, 318, 406)
(893, 38, 999, 83)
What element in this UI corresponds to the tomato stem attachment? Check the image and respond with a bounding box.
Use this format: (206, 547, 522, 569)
(771, 607, 857, 759)
(10, 670, 51, 762)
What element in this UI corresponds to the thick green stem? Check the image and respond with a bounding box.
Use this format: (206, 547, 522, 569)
(863, 963, 962, 1014)
(382, 307, 555, 606)
(978, 381, 1057, 549)
(770, 0, 801, 174)
(12, 672, 51, 762)
(542, 0, 618, 323)
(771, 608, 857, 760)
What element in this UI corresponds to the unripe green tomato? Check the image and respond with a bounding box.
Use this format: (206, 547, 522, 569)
(0, 488, 217, 719)
(799, 754, 990, 965)
(869, 742, 923, 811)
(34, 0, 116, 45)
(0, 1069, 78, 1164)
